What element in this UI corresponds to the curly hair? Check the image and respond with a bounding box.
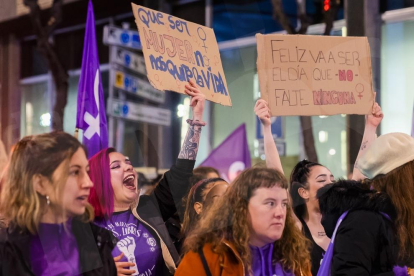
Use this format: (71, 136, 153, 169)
(370, 160, 414, 261)
(183, 167, 311, 274)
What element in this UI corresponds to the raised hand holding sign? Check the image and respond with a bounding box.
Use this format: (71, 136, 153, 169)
(256, 34, 375, 116)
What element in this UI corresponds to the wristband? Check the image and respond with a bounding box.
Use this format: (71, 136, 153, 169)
(186, 119, 206, 127)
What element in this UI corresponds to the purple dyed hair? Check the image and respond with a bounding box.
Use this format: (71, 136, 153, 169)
(88, 147, 116, 218)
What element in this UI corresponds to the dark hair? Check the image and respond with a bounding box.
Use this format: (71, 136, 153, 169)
(193, 166, 220, 179)
(289, 160, 323, 219)
(181, 177, 226, 238)
(316, 180, 376, 216)
(175, 174, 205, 219)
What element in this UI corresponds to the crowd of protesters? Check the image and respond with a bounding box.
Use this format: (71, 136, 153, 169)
(0, 81, 413, 276)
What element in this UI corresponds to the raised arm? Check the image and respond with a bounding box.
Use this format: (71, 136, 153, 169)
(178, 79, 206, 160)
(352, 100, 383, 180)
(254, 99, 284, 175)
(153, 80, 206, 222)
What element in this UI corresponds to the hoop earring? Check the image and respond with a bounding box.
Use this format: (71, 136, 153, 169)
(46, 195, 50, 206)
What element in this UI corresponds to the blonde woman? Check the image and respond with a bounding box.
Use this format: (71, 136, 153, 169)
(0, 132, 117, 276)
(176, 167, 311, 276)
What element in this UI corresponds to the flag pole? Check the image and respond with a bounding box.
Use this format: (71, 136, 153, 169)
(74, 128, 79, 139)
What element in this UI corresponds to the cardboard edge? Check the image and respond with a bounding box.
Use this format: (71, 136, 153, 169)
(206, 29, 232, 107)
(131, 3, 140, 19)
(364, 36, 376, 114)
(256, 34, 269, 105)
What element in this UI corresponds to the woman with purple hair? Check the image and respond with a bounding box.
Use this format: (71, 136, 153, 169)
(88, 80, 206, 276)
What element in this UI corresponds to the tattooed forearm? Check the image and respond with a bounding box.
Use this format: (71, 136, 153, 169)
(318, 231, 326, 237)
(178, 125, 202, 160)
(360, 140, 368, 151)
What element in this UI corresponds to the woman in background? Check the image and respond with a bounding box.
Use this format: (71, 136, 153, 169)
(181, 178, 228, 240)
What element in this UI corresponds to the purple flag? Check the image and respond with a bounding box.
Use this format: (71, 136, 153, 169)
(76, 0, 108, 158)
(200, 124, 251, 182)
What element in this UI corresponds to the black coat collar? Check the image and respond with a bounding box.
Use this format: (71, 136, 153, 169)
(317, 180, 396, 238)
(1, 219, 116, 275)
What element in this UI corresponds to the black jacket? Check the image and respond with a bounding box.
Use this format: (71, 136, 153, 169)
(131, 158, 195, 275)
(0, 219, 117, 276)
(317, 180, 398, 276)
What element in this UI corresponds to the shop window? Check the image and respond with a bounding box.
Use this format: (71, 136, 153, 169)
(21, 81, 51, 136)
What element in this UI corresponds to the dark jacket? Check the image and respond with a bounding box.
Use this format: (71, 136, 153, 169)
(0, 219, 117, 276)
(131, 158, 195, 275)
(317, 180, 398, 276)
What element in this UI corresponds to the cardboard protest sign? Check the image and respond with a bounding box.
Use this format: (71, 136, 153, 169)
(132, 4, 232, 106)
(256, 34, 375, 116)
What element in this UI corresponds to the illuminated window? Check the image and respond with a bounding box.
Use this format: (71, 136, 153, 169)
(319, 131, 328, 143)
(179, 97, 191, 146)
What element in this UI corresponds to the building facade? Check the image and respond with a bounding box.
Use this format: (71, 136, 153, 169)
(1, 0, 414, 175)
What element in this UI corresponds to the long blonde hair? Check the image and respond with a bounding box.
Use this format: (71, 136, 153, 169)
(183, 167, 311, 274)
(0, 132, 94, 234)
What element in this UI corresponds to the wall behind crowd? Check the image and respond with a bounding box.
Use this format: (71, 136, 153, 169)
(381, 20, 414, 135)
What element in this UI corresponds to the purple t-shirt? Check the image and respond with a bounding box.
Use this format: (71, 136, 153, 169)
(30, 221, 80, 276)
(95, 210, 164, 276)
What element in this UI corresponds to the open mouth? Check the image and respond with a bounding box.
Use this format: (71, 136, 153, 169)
(76, 195, 89, 202)
(123, 174, 136, 190)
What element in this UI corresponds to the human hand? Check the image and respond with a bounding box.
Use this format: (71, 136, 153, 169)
(366, 94, 383, 127)
(254, 99, 272, 127)
(113, 252, 137, 276)
(185, 79, 205, 121)
(116, 237, 138, 275)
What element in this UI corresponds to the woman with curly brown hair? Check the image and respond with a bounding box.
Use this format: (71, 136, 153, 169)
(175, 167, 311, 276)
